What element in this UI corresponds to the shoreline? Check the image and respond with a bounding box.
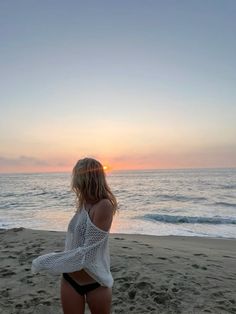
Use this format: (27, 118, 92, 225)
(1, 228, 236, 313)
(1, 227, 236, 241)
(0, 227, 236, 242)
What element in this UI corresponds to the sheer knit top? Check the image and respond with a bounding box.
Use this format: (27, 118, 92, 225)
(31, 207, 113, 287)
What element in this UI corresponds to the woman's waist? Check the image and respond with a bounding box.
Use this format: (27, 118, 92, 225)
(67, 269, 97, 285)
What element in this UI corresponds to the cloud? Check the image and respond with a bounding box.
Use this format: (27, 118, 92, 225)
(0, 155, 49, 167)
(0, 155, 72, 173)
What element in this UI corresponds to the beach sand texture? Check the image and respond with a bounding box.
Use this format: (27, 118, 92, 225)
(0, 228, 236, 314)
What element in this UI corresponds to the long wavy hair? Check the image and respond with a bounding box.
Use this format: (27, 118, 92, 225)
(71, 157, 117, 214)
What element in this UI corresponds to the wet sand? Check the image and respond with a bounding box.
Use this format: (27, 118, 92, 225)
(0, 228, 236, 314)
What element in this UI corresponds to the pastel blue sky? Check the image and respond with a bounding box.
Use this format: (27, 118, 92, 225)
(0, 1, 236, 172)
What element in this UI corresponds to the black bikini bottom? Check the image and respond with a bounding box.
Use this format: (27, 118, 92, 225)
(62, 273, 101, 296)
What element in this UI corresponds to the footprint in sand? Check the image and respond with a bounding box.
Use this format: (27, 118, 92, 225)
(31, 296, 41, 303)
(194, 253, 208, 257)
(135, 281, 153, 290)
(128, 290, 136, 299)
(0, 269, 16, 277)
(171, 287, 179, 293)
(1, 290, 10, 297)
(42, 301, 51, 306)
(147, 305, 157, 311)
(8, 255, 17, 259)
(20, 275, 36, 286)
(212, 291, 224, 298)
(217, 299, 230, 306)
(212, 264, 223, 269)
(2, 249, 12, 253)
(111, 266, 120, 272)
(191, 263, 207, 270)
(122, 282, 130, 289)
(15, 304, 23, 309)
(222, 255, 234, 259)
(114, 237, 125, 240)
(4, 244, 14, 249)
(115, 277, 128, 283)
(117, 282, 131, 292)
(152, 291, 170, 305)
(140, 243, 153, 248)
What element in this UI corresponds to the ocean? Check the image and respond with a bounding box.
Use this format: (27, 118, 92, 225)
(0, 168, 236, 238)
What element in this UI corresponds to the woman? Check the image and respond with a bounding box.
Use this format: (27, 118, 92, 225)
(32, 157, 117, 314)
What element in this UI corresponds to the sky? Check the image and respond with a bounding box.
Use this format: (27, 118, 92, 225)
(0, 0, 236, 173)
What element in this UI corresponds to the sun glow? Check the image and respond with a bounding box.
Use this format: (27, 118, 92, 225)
(103, 165, 111, 172)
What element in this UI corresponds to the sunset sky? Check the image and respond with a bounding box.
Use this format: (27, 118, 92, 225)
(1, 1, 236, 173)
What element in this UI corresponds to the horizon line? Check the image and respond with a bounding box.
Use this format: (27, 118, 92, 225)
(0, 166, 235, 175)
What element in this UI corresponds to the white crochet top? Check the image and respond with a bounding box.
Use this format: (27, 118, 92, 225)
(31, 207, 113, 287)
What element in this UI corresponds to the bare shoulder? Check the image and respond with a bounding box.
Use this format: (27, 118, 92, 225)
(92, 199, 114, 231)
(96, 199, 113, 212)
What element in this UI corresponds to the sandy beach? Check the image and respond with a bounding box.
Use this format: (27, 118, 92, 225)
(0, 228, 236, 314)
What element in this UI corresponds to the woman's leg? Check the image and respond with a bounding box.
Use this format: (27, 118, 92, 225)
(60, 277, 86, 314)
(86, 286, 112, 314)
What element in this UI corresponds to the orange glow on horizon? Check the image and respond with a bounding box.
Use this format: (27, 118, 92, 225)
(0, 152, 235, 174)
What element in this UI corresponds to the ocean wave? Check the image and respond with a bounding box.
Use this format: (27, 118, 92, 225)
(219, 184, 236, 190)
(214, 201, 236, 208)
(155, 194, 207, 202)
(2, 191, 49, 197)
(143, 214, 236, 225)
(1, 193, 16, 197)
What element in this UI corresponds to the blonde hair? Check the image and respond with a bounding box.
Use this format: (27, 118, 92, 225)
(71, 157, 117, 214)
